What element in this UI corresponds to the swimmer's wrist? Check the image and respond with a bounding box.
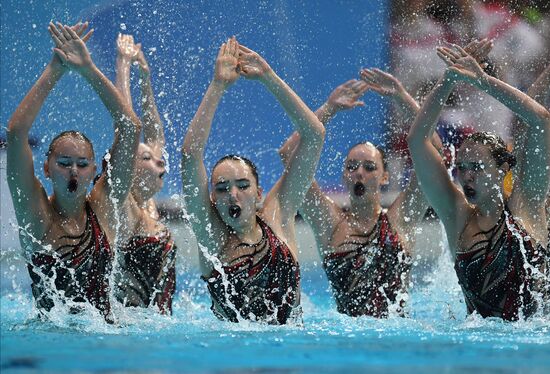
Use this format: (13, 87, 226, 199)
(48, 56, 67, 75)
(210, 79, 231, 91)
(259, 68, 277, 85)
(78, 62, 100, 79)
(320, 102, 338, 117)
(472, 72, 491, 89)
(442, 69, 457, 84)
(116, 54, 133, 66)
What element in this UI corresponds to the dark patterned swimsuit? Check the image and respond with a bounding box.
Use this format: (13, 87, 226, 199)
(203, 217, 301, 325)
(323, 211, 412, 318)
(27, 202, 113, 321)
(114, 229, 177, 315)
(455, 207, 547, 321)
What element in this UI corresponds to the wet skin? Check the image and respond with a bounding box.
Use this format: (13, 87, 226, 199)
(342, 143, 388, 201)
(455, 140, 506, 206)
(45, 136, 97, 201)
(132, 143, 166, 198)
(211, 159, 263, 235)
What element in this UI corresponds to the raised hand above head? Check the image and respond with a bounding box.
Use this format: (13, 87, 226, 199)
(49, 22, 94, 72)
(436, 44, 486, 84)
(360, 68, 402, 97)
(325, 79, 370, 111)
(135, 50, 150, 77)
(117, 33, 141, 62)
(360, 68, 420, 118)
(213, 36, 240, 86)
(237, 44, 272, 80)
(49, 21, 93, 70)
(462, 38, 493, 63)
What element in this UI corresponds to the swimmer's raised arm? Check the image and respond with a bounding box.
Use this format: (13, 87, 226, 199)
(527, 64, 550, 106)
(239, 44, 325, 224)
(136, 48, 165, 149)
(512, 63, 550, 194)
(278, 79, 369, 250)
(181, 37, 240, 271)
(359, 68, 443, 239)
(360, 68, 419, 119)
(440, 45, 550, 230)
(279, 79, 369, 165)
(115, 34, 140, 107)
(6, 22, 92, 239)
(49, 23, 141, 210)
(407, 65, 469, 241)
(116, 34, 164, 150)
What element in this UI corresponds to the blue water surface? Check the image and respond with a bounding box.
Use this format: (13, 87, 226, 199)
(2, 259, 549, 373)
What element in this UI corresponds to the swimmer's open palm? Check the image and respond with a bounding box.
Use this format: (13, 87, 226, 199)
(117, 33, 141, 61)
(463, 38, 493, 63)
(49, 23, 93, 71)
(238, 45, 271, 80)
(437, 45, 485, 83)
(214, 37, 240, 86)
(326, 79, 369, 110)
(360, 68, 401, 97)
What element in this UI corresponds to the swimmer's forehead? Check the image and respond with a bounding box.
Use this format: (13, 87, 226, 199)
(50, 137, 94, 159)
(457, 141, 493, 162)
(212, 159, 254, 183)
(346, 143, 379, 161)
(138, 143, 162, 158)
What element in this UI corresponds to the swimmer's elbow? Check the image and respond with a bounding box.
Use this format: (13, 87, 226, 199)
(181, 144, 203, 165)
(406, 131, 419, 148)
(311, 124, 326, 146)
(540, 108, 550, 127)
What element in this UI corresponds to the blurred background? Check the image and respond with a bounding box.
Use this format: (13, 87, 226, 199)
(2, 0, 549, 283)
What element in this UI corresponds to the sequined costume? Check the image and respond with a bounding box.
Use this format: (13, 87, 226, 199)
(114, 228, 177, 314)
(323, 211, 411, 317)
(28, 202, 113, 321)
(455, 207, 547, 320)
(203, 217, 301, 324)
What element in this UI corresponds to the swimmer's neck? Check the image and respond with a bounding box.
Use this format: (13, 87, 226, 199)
(50, 194, 86, 219)
(474, 197, 504, 222)
(349, 197, 382, 220)
(132, 191, 152, 209)
(230, 219, 262, 244)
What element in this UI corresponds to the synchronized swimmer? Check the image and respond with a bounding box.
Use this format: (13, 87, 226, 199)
(6, 21, 549, 324)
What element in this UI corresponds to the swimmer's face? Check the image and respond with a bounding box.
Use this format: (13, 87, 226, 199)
(456, 140, 503, 204)
(343, 144, 388, 199)
(44, 136, 96, 198)
(211, 159, 262, 229)
(133, 143, 166, 197)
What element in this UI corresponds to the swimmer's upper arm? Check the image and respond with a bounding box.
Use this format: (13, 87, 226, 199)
(408, 136, 466, 231)
(181, 150, 227, 274)
(390, 132, 442, 237)
(389, 171, 429, 239)
(6, 130, 51, 239)
(275, 124, 325, 223)
(299, 181, 340, 252)
(511, 114, 550, 216)
(407, 74, 468, 235)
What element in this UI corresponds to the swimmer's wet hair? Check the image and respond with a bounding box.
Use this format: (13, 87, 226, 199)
(348, 142, 388, 171)
(463, 132, 516, 169)
(213, 154, 260, 186)
(46, 131, 95, 159)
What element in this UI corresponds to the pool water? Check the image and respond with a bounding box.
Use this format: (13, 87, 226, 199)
(1, 249, 549, 373)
